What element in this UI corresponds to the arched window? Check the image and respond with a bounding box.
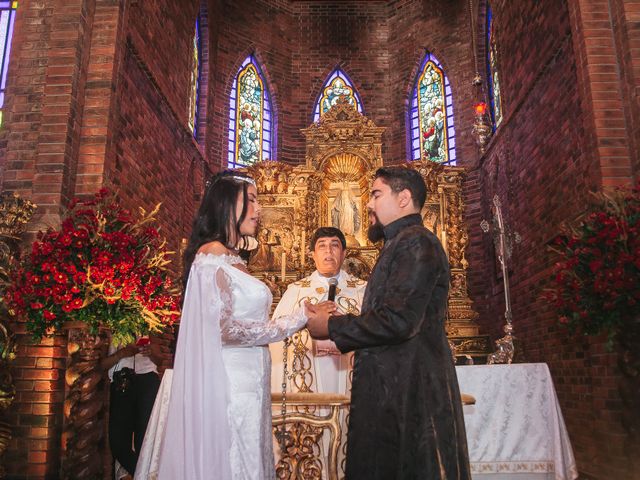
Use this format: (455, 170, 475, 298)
(0, 1, 17, 126)
(487, 4, 503, 129)
(409, 52, 456, 164)
(187, 15, 202, 137)
(228, 56, 273, 169)
(313, 68, 363, 122)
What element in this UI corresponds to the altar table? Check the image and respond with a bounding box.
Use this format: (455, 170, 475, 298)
(456, 363, 578, 480)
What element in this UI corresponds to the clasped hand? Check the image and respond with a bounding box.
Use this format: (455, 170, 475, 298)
(303, 300, 337, 340)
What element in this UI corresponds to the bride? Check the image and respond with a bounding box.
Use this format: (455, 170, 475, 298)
(134, 171, 316, 479)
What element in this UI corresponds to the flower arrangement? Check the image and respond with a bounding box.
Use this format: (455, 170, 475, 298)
(4, 189, 180, 346)
(547, 181, 640, 344)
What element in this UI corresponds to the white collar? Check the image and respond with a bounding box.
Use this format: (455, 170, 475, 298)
(310, 269, 345, 285)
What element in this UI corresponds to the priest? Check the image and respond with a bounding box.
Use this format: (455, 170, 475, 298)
(270, 226, 366, 394)
(270, 226, 366, 476)
(306, 167, 471, 480)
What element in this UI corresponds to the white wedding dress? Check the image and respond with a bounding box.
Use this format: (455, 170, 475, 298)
(134, 253, 306, 480)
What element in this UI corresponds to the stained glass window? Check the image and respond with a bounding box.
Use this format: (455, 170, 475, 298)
(0, 1, 17, 127)
(487, 4, 503, 129)
(188, 16, 201, 137)
(409, 53, 456, 164)
(228, 56, 273, 168)
(313, 68, 363, 122)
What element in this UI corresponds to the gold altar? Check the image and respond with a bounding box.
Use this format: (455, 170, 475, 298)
(245, 101, 485, 350)
(243, 102, 488, 479)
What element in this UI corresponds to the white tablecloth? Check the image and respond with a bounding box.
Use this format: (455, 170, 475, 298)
(456, 363, 578, 480)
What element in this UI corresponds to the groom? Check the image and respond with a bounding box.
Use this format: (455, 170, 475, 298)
(306, 167, 471, 479)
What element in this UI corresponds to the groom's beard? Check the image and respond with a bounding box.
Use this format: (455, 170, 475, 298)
(367, 212, 385, 243)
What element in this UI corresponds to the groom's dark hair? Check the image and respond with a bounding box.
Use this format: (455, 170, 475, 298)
(374, 167, 427, 210)
(310, 227, 347, 251)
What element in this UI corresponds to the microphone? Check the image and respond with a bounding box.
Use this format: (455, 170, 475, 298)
(327, 277, 338, 302)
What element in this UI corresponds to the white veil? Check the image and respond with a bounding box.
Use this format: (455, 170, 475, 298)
(156, 260, 232, 479)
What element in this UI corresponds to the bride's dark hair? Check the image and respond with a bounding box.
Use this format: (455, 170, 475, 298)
(182, 170, 254, 290)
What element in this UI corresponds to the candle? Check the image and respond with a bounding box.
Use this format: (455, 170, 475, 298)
(300, 230, 306, 267)
(281, 251, 287, 281)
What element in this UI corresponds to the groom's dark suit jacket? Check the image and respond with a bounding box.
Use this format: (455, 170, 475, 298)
(329, 213, 471, 480)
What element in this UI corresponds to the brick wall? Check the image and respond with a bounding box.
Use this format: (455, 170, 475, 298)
(0, 0, 96, 477)
(0, 0, 638, 478)
(0, 0, 206, 477)
(464, 1, 639, 478)
(207, 0, 478, 167)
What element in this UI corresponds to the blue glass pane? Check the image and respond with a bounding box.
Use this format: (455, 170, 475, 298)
(487, 4, 503, 129)
(0, 4, 16, 113)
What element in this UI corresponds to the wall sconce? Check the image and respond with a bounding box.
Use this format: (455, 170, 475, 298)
(472, 102, 492, 154)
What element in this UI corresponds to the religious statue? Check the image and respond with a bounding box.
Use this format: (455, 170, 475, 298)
(331, 182, 360, 245)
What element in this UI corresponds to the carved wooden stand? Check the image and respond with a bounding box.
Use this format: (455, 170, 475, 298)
(272, 392, 349, 480)
(60, 323, 108, 480)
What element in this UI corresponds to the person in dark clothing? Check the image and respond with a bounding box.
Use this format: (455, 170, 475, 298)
(306, 166, 471, 480)
(102, 339, 162, 479)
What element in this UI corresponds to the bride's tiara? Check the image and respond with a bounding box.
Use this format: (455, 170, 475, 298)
(206, 174, 256, 188)
(230, 175, 256, 186)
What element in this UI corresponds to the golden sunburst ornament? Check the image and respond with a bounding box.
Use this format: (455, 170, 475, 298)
(324, 153, 365, 182)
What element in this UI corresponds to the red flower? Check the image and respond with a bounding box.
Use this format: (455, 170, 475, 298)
(588, 259, 603, 273)
(41, 242, 54, 255)
(5, 188, 180, 342)
(54, 272, 68, 284)
(144, 227, 159, 238)
(548, 183, 640, 340)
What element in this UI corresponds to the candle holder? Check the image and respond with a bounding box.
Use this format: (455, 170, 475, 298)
(481, 195, 521, 364)
(472, 102, 492, 154)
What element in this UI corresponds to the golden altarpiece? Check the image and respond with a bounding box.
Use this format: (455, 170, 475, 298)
(243, 102, 489, 479)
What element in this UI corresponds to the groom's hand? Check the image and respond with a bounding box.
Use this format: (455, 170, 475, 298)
(305, 301, 336, 340)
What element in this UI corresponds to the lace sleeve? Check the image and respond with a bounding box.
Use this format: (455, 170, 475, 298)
(215, 267, 307, 346)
